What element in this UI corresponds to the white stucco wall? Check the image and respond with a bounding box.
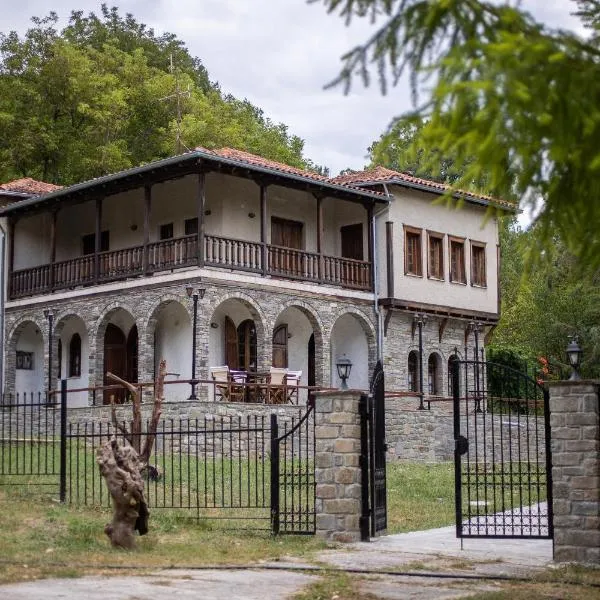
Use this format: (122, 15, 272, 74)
(385, 185, 500, 315)
(154, 301, 192, 402)
(330, 314, 369, 391)
(12, 173, 373, 270)
(15, 322, 44, 395)
(58, 316, 89, 407)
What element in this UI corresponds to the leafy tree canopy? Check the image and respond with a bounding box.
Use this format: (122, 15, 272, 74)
(317, 0, 600, 272)
(0, 6, 324, 184)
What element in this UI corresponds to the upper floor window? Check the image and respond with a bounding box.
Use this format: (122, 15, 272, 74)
(427, 232, 444, 280)
(185, 218, 198, 236)
(159, 222, 174, 240)
(404, 226, 423, 277)
(471, 242, 487, 287)
(82, 230, 109, 255)
(449, 237, 466, 284)
(69, 334, 81, 378)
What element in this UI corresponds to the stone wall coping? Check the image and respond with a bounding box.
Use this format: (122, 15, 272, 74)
(548, 380, 600, 390)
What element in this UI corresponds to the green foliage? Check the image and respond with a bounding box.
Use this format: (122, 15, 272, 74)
(318, 0, 600, 272)
(490, 220, 600, 379)
(0, 7, 324, 185)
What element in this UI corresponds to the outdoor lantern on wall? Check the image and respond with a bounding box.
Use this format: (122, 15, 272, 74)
(566, 337, 582, 381)
(336, 356, 352, 390)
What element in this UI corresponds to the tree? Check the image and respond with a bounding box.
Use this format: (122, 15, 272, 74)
(0, 8, 324, 184)
(317, 0, 600, 272)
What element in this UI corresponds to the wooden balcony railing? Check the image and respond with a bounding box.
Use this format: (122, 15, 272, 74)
(9, 234, 372, 299)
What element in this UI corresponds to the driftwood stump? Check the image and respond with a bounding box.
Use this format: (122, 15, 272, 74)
(96, 360, 166, 549)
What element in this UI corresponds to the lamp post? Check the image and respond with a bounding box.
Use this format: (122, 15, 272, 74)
(414, 314, 427, 410)
(566, 337, 582, 381)
(336, 356, 352, 390)
(43, 308, 54, 402)
(186, 284, 206, 400)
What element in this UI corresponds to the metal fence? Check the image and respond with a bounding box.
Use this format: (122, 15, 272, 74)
(0, 382, 316, 534)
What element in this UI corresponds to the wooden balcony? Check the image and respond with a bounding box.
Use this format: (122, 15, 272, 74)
(9, 234, 372, 299)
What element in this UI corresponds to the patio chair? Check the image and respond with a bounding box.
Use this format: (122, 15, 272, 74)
(285, 370, 302, 404)
(210, 366, 245, 403)
(229, 370, 248, 402)
(268, 367, 288, 404)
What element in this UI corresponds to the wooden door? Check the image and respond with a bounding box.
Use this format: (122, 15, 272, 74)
(308, 334, 315, 388)
(104, 323, 127, 404)
(237, 319, 257, 371)
(341, 223, 363, 260)
(271, 217, 303, 276)
(272, 324, 288, 368)
(225, 317, 238, 369)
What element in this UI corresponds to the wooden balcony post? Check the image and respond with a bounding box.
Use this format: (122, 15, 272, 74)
(197, 170, 205, 266)
(316, 194, 324, 281)
(367, 203, 374, 290)
(260, 183, 268, 276)
(49, 208, 57, 291)
(94, 197, 102, 283)
(386, 221, 394, 298)
(7, 217, 15, 299)
(143, 185, 151, 275)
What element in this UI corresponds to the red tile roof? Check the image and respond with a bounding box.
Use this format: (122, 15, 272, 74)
(198, 147, 386, 196)
(330, 166, 515, 210)
(0, 178, 62, 195)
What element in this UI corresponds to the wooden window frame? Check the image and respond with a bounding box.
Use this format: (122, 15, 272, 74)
(184, 217, 198, 236)
(404, 225, 423, 277)
(448, 236, 467, 284)
(82, 230, 109, 255)
(16, 350, 34, 370)
(159, 222, 174, 240)
(427, 231, 444, 281)
(470, 240, 487, 288)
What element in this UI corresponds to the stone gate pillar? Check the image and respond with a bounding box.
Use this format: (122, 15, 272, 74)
(313, 390, 363, 542)
(549, 381, 599, 564)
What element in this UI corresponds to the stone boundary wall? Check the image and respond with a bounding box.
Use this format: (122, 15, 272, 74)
(549, 381, 599, 565)
(0, 400, 305, 458)
(387, 395, 546, 464)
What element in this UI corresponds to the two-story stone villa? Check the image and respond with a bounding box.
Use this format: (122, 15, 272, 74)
(0, 148, 514, 406)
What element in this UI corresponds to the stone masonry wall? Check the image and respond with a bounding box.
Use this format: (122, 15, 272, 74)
(314, 390, 363, 542)
(549, 381, 600, 565)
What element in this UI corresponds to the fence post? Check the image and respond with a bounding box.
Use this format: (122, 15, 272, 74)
(59, 379, 67, 503)
(270, 413, 280, 535)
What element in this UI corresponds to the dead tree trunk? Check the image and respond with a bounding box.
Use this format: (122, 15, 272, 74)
(96, 360, 166, 549)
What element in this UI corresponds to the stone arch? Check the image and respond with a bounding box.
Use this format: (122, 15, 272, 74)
(272, 300, 326, 389)
(329, 307, 377, 390)
(6, 317, 46, 398)
(143, 297, 192, 400)
(94, 304, 138, 391)
(427, 351, 444, 396)
(206, 291, 267, 375)
(54, 313, 90, 407)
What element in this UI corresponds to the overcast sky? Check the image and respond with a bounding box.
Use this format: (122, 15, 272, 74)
(4, 0, 585, 176)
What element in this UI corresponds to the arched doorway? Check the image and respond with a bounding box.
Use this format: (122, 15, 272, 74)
(104, 323, 138, 404)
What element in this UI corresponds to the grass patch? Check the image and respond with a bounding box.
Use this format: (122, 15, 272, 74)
(0, 490, 326, 584)
(386, 461, 455, 533)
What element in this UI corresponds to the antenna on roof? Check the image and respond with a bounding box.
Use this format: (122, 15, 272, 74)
(159, 54, 191, 154)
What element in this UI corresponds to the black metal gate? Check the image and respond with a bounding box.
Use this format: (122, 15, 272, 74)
(360, 360, 387, 539)
(453, 360, 553, 539)
(270, 402, 315, 535)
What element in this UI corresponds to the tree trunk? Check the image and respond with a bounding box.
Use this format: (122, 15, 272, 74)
(96, 438, 148, 549)
(96, 360, 166, 548)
